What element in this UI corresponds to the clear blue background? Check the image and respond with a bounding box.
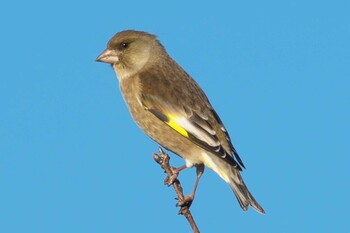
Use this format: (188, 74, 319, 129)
(1, 0, 349, 232)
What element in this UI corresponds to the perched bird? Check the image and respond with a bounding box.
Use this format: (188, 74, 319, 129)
(96, 30, 265, 214)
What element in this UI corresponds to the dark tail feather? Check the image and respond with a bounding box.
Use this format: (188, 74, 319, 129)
(228, 168, 265, 214)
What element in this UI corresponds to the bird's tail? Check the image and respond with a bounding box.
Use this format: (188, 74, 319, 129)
(227, 166, 265, 214)
(203, 153, 265, 214)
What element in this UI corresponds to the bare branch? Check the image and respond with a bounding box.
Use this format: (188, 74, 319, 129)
(153, 147, 200, 233)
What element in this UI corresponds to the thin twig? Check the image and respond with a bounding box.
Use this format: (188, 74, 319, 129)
(153, 147, 200, 233)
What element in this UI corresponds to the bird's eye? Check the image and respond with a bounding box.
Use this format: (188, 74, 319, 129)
(119, 42, 129, 49)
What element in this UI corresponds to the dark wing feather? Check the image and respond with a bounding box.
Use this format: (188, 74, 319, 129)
(138, 63, 245, 170)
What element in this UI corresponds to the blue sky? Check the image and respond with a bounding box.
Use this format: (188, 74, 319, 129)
(1, 0, 349, 232)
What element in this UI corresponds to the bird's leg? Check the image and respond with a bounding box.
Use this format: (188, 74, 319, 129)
(177, 164, 205, 207)
(165, 164, 187, 186)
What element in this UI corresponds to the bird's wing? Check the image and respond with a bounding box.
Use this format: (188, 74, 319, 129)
(140, 93, 245, 170)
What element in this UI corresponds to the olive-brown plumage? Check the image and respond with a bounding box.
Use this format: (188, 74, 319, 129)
(96, 30, 265, 214)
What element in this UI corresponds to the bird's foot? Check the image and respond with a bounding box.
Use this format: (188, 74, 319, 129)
(176, 193, 194, 208)
(164, 166, 180, 186)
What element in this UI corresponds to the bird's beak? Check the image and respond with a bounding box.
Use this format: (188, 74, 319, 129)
(96, 49, 119, 64)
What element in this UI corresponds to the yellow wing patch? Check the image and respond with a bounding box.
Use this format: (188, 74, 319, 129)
(166, 114, 189, 138)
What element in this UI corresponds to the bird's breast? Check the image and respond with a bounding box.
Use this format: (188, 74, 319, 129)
(119, 76, 205, 165)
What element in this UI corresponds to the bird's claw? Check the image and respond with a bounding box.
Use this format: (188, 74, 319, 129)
(164, 167, 179, 186)
(176, 194, 194, 208)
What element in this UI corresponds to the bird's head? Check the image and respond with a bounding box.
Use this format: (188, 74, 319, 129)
(96, 30, 164, 80)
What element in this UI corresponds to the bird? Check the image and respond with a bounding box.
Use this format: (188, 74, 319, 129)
(96, 30, 265, 214)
